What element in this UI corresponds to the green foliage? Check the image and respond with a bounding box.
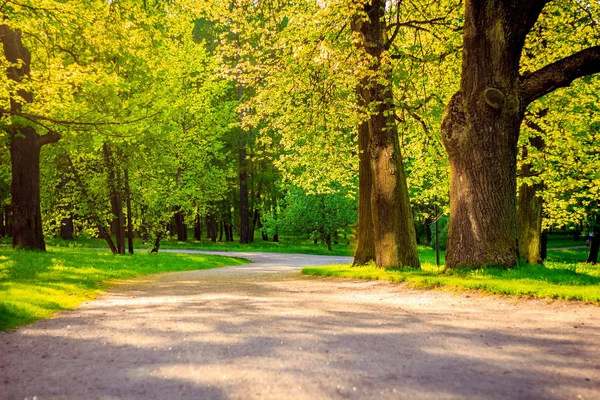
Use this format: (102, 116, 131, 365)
(0, 247, 246, 331)
(264, 186, 357, 246)
(302, 249, 600, 303)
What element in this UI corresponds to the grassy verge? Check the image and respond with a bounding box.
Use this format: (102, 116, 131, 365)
(0, 247, 247, 331)
(302, 248, 600, 303)
(1, 235, 353, 256)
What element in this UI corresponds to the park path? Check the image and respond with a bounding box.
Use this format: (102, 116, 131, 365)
(1, 250, 600, 400)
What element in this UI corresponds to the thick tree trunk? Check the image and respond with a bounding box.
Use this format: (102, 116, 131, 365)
(10, 127, 47, 250)
(103, 144, 125, 254)
(325, 234, 332, 252)
(273, 233, 279, 242)
(353, 83, 376, 266)
(2, 25, 61, 250)
(355, 1, 420, 268)
(440, 1, 526, 269)
(218, 220, 223, 242)
(124, 168, 134, 254)
(60, 217, 74, 240)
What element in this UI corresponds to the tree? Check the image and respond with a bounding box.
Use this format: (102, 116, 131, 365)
(274, 186, 357, 252)
(0, 25, 61, 250)
(352, 0, 420, 268)
(440, 0, 600, 269)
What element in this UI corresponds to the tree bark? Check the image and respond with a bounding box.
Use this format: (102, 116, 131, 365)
(124, 168, 134, 254)
(325, 234, 332, 252)
(517, 180, 543, 264)
(440, 1, 534, 268)
(353, 82, 376, 266)
(103, 144, 125, 254)
(541, 230, 547, 261)
(60, 217, 74, 240)
(441, 1, 600, 269)
(238, 81, 251, 244)
(194, 214, 202, 240)
(10, 127, 48, 249)
(517, 137, 545, 264)
(354, 1, 420, 268)
(1, 25, 61, 250)
(174, 209, 187, 241)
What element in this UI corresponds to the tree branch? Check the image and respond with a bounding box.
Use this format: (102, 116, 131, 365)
(37, 130, 61, 146)
(521, 46, 600, 105)
(2, 109, 159, 127)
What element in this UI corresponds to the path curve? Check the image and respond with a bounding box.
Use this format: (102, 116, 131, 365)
(1, 250, 600, 400)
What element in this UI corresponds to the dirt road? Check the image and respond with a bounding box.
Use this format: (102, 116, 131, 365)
(1, 251, 599, 399)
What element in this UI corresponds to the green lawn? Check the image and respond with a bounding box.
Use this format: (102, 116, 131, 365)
(547, 234, 587, 248)
(1, 234, 353, 256)
(302, 247, 600, 303)
(0, 247, 247, 331)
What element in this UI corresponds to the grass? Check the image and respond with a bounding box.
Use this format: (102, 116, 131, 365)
(302, 247, 600, 303)
(1, 234, 353, 256)
(547, 234, 587, 249)
(0, 246, 247, 331)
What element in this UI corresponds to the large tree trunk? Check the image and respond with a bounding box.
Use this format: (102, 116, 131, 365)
(440, 0, 600, 269)
(440, 1, 527, 269)
(1, 25, 60, 250)
(353, 83, 376, 266)
(354, 1, 420, 269)
(10, 127, 47, 250)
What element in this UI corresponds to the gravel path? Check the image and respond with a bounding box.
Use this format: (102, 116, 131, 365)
(1, 250, 599, 400)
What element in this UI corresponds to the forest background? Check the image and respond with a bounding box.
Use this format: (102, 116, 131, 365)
(1, 0, 599, 269)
